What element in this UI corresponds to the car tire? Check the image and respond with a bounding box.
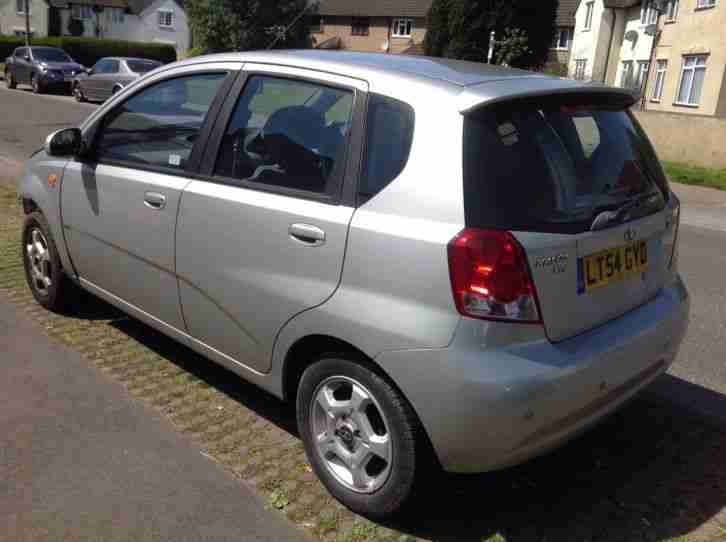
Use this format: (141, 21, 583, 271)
(5, 70, 16, 89)
(297, 355, 428, 519)
(31, 73, 43, 94)
(73, 83, 86, 102)
(22, 211, 71, 312)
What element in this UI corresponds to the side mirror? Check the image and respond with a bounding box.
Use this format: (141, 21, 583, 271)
(86, 68, 94, 75)
(45, 128, 83, 157)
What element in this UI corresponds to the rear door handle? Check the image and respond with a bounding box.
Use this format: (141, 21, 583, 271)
(289, 223, 326, 247)
(144, 192, 166, 210)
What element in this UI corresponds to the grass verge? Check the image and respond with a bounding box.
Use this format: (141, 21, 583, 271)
(663, 161, 726, 191)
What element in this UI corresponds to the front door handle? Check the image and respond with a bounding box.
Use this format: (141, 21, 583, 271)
(144, 192, 166, 210)
(289, 223, 326, 247)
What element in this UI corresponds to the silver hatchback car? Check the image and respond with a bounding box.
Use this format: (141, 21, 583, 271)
(18, 51, 689, 518)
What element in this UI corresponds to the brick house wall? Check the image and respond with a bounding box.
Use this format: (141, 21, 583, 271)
(311, 15, 427, 54)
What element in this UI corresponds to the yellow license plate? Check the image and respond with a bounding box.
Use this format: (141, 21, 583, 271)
(582, 241, 648, 291)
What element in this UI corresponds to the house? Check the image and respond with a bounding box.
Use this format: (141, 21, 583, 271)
(548, 0, 579, 70)
(0, 0, 53, 37)
(50, 0, 190, 56)
(646, 0, 726, 116)
(311, 0, 430, 54)
(569, 0, 658, 85)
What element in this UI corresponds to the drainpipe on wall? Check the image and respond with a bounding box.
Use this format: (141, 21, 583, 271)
(602, 8, 617, 84)
(24, 0, 30, 46)
(641, 12, 662, 111)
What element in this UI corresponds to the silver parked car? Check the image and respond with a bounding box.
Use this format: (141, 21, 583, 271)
(18, 51, 689, 518)
(72, 57, 162, 103)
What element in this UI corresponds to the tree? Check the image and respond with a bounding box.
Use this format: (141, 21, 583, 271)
(494, 27, 531, 67)
(423, 0, 558, 69)
(423, 0, 453, 58)
(67, 17, 84, 37)
(186, 0, 311, 54)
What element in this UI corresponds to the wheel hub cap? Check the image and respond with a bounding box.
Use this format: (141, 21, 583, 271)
(310, 376, 392, 494)
(26, 228, 52, 295)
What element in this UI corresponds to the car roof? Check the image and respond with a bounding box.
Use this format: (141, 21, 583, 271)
(183, 50, 542, 88)
(175, 50, 635, 111)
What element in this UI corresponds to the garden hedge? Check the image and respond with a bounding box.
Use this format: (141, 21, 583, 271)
(0, 36, 176, 67)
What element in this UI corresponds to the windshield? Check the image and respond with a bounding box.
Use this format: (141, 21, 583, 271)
(463, 97, 668, 234)
(33, 48, 72, 63)
(126, 59, 161, 73)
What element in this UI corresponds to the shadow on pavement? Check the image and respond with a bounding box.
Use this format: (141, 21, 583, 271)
(65, 293, 726, 541)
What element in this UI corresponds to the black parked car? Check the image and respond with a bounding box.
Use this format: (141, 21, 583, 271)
(4, 46, 85, 94)
(73, 57, 162, 103)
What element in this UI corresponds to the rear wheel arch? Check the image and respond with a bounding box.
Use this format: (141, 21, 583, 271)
(282, 334, 370, 403)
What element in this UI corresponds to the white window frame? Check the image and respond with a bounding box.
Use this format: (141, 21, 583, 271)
(158, 9, 174, 28)
(652, 59, 667, 101)
(636, 60, 650, 90)
(696, 0, 716, 8)
(641, 1, 658, 25)
(665, 0, 679, 21)
(16, 0, 28, 15)
(584, 2, 594, 30)
(620, 60, 634, 88)
(551, 28, 571, 50)
(574, 59, 587, 80)
(391, 18, 413, 38)
(676, 55, 707, 106)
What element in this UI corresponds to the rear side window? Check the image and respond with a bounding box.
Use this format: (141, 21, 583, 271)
(358, 94, 414, 203)
(15, 48, 27, 58)
(214, 75, 354, 196)
(463, 96, 668, 234)
(127, 59, 162, 73)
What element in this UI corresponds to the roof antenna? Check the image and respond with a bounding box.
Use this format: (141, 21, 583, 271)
(266, 0, 321, 50)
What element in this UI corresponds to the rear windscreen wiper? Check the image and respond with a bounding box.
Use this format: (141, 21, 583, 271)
(590, 192, 659, 231)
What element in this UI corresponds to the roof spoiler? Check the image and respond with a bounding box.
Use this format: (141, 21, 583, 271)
(458, 76, 638, 114)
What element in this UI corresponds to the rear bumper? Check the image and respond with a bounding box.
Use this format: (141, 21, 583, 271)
(376, 276, 690, 473)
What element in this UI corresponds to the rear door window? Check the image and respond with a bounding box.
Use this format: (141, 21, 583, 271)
(463, 96, 668, 234)
(358, 94, 414, 203)
(214, 75, 355, 196)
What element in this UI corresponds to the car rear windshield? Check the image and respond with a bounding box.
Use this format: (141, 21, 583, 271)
(463, 95, 669, 234)
(127, 60, 161, 73)
(32, 48, 71, 62)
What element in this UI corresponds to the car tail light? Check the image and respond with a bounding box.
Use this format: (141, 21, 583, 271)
(447, 229, 541, 323)
(663, 195, 681, 270)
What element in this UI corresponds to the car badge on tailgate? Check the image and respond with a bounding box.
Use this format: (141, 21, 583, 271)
(534, 254, 569, 274)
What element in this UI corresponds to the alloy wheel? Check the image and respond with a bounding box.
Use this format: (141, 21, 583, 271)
(310, 376, 392, 494)
(25, 227, 53, 296)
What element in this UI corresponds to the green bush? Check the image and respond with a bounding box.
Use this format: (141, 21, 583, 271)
(0, 35, 176, 67)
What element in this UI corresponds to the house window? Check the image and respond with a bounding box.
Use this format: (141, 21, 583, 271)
(666, 0, 679, 21)
(641, 1, 658, 25)
(584, 2, 594, 30)
(158, 10, 173, 27)
(636, 60, 650, 90)
(551, 28, 571, 50)
(620, 60, 634, 88)
(696, 0, 716, 8)
(574, 59, 587, 80)
(16, 0, 28, 14)
(391, 18, 413, 38)
(652, 59, 667, 101)
(677, 55, 707, 105)
(72, 5, 92, 19)
(351, 17, 370, 36)
(111, 7, 125, 24)
(308, 16, 323, 34)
